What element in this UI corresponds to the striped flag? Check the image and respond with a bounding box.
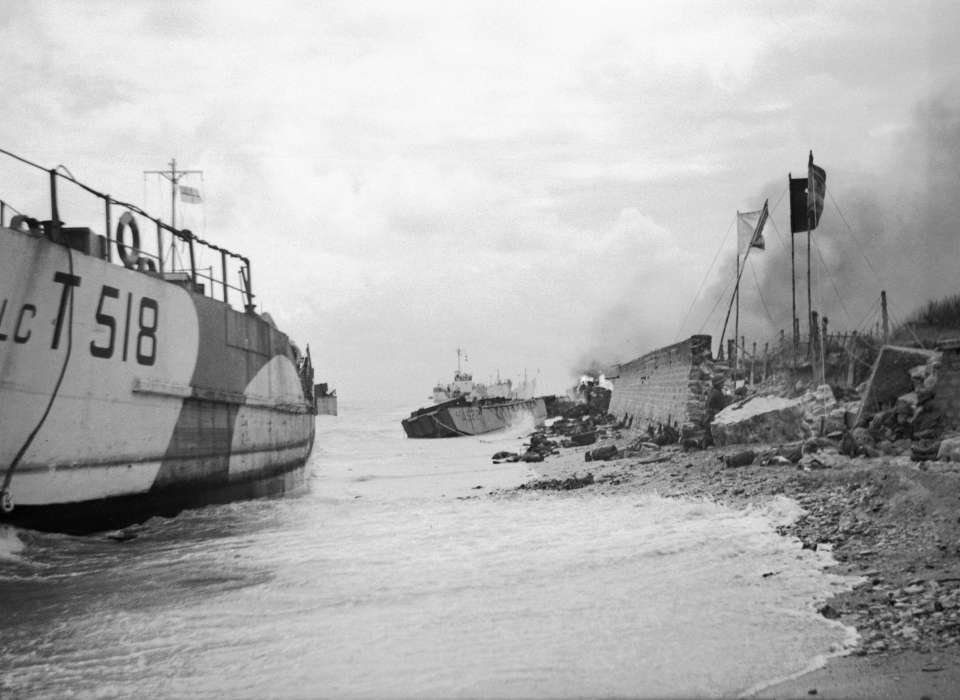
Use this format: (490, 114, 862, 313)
(807, 151, 826, 230)
(737, 199, 769, 253)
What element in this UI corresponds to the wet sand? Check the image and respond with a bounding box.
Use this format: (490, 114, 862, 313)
(501, 436, 960, 698)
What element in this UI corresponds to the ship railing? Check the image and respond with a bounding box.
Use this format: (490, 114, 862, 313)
(0, 148, 255, 312)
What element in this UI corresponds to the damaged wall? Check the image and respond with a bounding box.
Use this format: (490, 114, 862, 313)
(856, 345, 940, 424)
(608, 335, 713, 433)
(927, 343, 960, 431)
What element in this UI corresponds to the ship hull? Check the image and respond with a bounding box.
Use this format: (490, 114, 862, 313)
(402, 397, 546, 438)
(0, 226, 316, 533)
(4, 462, 308, 534)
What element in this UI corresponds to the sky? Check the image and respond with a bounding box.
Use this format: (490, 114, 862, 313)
(2, 0, 959, 404)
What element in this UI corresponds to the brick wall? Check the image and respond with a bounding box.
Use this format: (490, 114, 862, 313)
(608, 335, 713, 433)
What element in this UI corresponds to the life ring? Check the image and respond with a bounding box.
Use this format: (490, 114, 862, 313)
(8, 214, 40, 234)
(116, 211, 141, 269)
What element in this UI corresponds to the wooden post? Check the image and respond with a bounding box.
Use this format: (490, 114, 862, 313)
(751, 341, 757, 384)
(221, 250, 229, 303)
(881, 290, 889, 343)
(104, 199, 112, 263)
(821, 315, 829, 386)
(811, 310, 820, 383)
(763, 342, 769, 381)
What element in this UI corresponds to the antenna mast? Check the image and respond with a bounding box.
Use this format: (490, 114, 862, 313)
(143, 158, 202, 229)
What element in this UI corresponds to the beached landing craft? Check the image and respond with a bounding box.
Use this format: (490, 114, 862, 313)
(402, 395, 547, 438)
(405, 351, 546, 437)
(0, 150, 318, 533)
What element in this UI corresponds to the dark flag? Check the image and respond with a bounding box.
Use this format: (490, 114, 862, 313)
(807, 150, 826, 230)
(789, 176, 808, 233)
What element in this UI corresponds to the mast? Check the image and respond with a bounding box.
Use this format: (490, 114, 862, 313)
(789, 173, 798, 356)
(734, 211, 740, 370)
(143, 158, 202, 230)
(806, 209, 813, 356)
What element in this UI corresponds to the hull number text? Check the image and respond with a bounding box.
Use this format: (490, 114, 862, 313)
(0, 271, 159, 366)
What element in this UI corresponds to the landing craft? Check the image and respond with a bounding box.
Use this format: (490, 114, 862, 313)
(0, 151, 319, 533)
(405, 349, 545, 437)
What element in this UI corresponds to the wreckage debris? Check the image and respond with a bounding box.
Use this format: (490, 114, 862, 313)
(584, 445, 619, 462)
(721, 450, 755, 468)
(518, 472, 595, 491)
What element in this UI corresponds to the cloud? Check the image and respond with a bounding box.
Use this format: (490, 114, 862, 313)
(4, 1, 960, 403)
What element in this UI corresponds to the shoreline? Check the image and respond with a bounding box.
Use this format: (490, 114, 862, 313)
(502, 436, 960, 698)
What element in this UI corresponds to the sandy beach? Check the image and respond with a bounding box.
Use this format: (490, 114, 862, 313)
(500, 435, 960, 699)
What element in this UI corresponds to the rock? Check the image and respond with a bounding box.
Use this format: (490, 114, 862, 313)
(912, 440, 941, 462)
(937, 436, 960, 462)
(779, 443, 803, 463)
(819, 604, 841, 619)
(723, 450, 755, 468)
(712, 395, 808, 446)
(585, 444, 619, 462)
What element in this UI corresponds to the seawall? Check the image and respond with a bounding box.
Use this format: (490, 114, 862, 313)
(607, 335, 714, 435)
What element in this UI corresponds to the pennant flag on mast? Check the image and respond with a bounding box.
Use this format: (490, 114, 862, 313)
(737, 199, 769, 253)
(807, 150, 826, 230)
(789, 151, 827, 233)
(179, 184, 202, 204)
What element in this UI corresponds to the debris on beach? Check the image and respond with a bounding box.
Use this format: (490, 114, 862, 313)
(517, 472, 595, 491)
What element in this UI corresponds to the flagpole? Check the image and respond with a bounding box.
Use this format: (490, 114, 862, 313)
(806, 151, 815, 359)
(734, 211, 740, 370)
(806, 216, 812, 357)
(718, 230, 759, 362)
(789, 174, 797, 356)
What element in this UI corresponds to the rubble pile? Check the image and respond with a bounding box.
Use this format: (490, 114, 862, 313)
(854, 356, 949, 462)
(493, 404, 620, 463)
(517, 472, 595, 491)
(710, 394, 809, 446)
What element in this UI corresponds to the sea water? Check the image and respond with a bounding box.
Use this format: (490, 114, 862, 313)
(0, 402, 858, 699)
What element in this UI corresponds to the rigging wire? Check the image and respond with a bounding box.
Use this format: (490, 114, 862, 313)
(200, 172, 207, 239)
(747, 256, 777, 327)
(886, 300, 927, 348)
(674, 217, 735, 341)
(852, 295, 882, 335)
(828, 188, 882, 279)
(698, 274, 737, 336)
(765, 187, 789, 248)
(1, 199, 23, 217)
(810, 234, 854, 327)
